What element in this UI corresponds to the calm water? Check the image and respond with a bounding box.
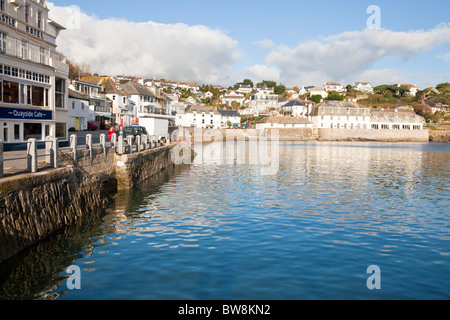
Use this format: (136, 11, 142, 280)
(0, 141, 449, 300)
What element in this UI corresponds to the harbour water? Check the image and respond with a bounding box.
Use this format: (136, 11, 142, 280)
(0, 141, 449, 300)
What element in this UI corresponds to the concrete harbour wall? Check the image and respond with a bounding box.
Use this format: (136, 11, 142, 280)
(318, 128, 429, 142)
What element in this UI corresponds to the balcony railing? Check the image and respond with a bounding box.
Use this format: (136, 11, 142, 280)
(1, 34, 51, 66)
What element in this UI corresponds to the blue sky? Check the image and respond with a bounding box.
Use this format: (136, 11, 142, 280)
(49, 0, 450, 88)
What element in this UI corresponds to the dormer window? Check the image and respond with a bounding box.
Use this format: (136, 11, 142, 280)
(38, 11, 42, 29)
(25, 5, 30, 24)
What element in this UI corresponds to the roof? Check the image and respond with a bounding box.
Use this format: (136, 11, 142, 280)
(257, 116, 313, 125)
(282, 99, 312, 107)
(68, 89, 90, 101)
(218, 109, 240, 117)
(186, 105, 221, 115)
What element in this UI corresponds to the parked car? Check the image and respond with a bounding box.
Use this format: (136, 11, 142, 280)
(123, 125, 148, 143)
(87, 122, 98, 131)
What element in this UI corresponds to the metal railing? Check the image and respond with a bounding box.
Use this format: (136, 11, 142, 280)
(0, 133, 173, 178)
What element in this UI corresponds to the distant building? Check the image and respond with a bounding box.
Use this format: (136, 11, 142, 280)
(221, 91, 246, 106)
(248, 91, 279, 116)
(309, 100, 371, 129)
(218, 109, 241, 128)
(281, 100, 315, 117)
(354, 82, 373, 93)
(324, 82, 345, 93)
(309, 87, 328, 99)
(256, 116, 313, 129)
(176, 105, 221, 129)
(68, 89, 91, 131)
(370, 106, 424, 130)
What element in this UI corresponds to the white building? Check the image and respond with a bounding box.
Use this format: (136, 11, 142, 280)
(237, 84, 253, 94)
(68, 89, 91, 131)
(176, 105, 221, 129)
(218, 109, 241, 128)
(354, 82, 373, 93)
(324, 82, 345, 93)
(370, 106, 424, 130)
(0, 0, 69, 149)
(221, 91, 246, 106)
(71, 79, 112, 129)
(281, 100, 315, 117)
(256, 116, 313, 130)
(309, 100, 372, 129)
(309, 87, 328, 99)
(248, 91, 279, 116)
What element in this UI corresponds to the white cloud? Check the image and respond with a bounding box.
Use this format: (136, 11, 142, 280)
(265, 24, 450, 87)
(438, 52, 450, 63)
(48, 3, 240, 84)
(234, 64, 281, 84)
(254, 39, 276, 50)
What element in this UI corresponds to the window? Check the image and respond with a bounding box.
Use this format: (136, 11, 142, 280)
(38, 11, 42, 29)
(32, 86, 45, 106)
(24, 123, 42, 141)
(3, 81, 20, 104)
(3, 123, 8, 142)
(0, 32, 6, 53)
(40, 48, 46, 64)
(22, 41, 28, 59)
(55, 123, 67, 139)
(55, 78, 66, 108)
(14, 124, 20, 141)
(25, 5, 30, 23)
(0, 0, 4, 12)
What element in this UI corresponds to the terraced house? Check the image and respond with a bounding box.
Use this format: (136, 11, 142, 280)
(0, 0, 69, 150)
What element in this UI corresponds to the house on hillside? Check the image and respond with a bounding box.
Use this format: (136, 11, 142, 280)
(324, 82, 345, 93)
(255, 116, 313, 129)
(218, 109, 241, 128)
(354, 82, 373, 93)
(176, 105, 222, 129)
(281, 100, 315, 117)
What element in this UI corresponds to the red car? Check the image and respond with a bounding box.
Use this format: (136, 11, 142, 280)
(87, 122, 98, 131)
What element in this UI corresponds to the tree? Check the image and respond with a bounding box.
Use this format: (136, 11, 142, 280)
(242, 79, 254, 88)
(274, 84, 286, 94)
(325, 91, 344, 101)
(310, 95, 323, 103)
(226, 120, 232, 128)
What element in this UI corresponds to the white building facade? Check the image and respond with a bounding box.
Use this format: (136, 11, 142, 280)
(0, 0, 69, 149)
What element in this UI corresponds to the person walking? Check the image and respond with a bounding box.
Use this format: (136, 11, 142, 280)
(107, 127, 116, 141)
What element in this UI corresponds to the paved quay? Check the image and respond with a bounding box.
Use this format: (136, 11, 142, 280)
(1, 130, 109, 177)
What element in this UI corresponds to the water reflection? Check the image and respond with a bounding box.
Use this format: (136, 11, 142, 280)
(0, 142, 448, 300)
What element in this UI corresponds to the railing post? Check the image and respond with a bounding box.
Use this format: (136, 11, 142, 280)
(70, 134, 77, 164)
(86, 134, 92, 163)
(0, 139, 3, 178)
(51, 138, 59, 168)
(111, 133, 117, 148)
(136, 135, 141, 153)
(45, 136, 52, 164)
(100, 134, 106, 160)
(27, 138, 37, 173)
(127, 136, 133, 154)
(118, 135, 124, 155)
(142, 134, 148, 150)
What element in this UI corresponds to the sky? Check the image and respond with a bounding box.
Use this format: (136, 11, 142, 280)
(48, 0, 450, 89)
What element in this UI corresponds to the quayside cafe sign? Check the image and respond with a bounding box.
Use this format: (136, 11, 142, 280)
(0, 107, 53, 121)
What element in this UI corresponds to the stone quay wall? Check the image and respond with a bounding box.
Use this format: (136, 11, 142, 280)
(0, 167, 109, 263)
(0, 143, 179, 263)
(318, 128, 429, 142)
